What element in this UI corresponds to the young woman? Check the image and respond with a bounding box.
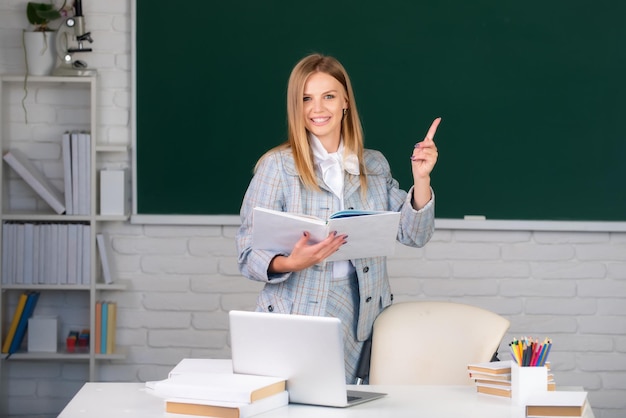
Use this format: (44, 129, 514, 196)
(236, 53, 440, 383)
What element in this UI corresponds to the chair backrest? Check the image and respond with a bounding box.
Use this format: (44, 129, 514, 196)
(369, 301, 510, 385)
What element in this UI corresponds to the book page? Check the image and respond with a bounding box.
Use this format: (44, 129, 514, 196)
(252, 208, 328, 255)
(327, 212, 400, 261)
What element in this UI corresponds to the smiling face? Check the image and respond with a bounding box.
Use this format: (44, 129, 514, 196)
(302, 71, 348, 152)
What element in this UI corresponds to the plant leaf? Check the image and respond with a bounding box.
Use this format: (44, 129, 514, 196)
(26, 2, 61, 26)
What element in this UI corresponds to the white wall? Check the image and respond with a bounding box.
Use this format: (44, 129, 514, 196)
(0, 1, 625, 417)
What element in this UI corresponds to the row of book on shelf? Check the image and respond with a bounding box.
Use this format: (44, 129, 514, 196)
(1, 222, 115, 285)
(2, 130, 91, 216)
(1, 291, 40, 356)
(145, 358, 288, 418)
(1, 293, 117, 357)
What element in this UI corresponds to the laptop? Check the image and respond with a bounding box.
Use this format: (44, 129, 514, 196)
(228, 310, 386, 407)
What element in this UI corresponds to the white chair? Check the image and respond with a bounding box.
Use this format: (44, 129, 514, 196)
(368, 301, 510, 385)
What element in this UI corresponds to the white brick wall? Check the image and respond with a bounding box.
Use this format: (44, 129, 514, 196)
(1, 1, 625, 417)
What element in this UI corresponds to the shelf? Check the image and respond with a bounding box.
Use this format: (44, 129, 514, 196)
(95, 346, 127, 360)
(3, 346, 127, 361)
(96, 281, 128, 291)
(4, 350, 90, 361)
(1, 284, 91, 291)
(96, 214, 130, 222)
(1, 213, 92, 221)
(96, 145, 129, 153)
(1, 212, 129, 222)
(1, 74, 94, 84)
(0, 74, 126, 382)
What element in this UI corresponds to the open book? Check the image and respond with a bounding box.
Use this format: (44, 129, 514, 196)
(252, 207, 401, 261)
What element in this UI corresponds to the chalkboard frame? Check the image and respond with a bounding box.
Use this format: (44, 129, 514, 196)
(131, 0, 626, 230)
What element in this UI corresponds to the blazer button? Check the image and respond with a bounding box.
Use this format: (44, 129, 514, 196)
(363, 266, 369, 273)
(268, 305, 274, 312)
(348, 207, 354, 210)
(391, 294, 394, 301)
(366, 297, 372, 303)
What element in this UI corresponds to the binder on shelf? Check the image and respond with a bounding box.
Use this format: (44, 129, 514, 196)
(7, 291, 41, 356)
(66, 224, 80, 284)
(22, 223, 34, 285)
(81, 225, 91, 285)
(70, 132, 80, 214)
(15, 223, 25, 284)
(62, 132, 74, 215)
(77, 132, 91, 215)
(106, 302, 116, 354)
(1, 292, 29, 354)
(1, 223, 10, 285)
(94, 301, 102, 354)
(57, 224, 69, 285)
(28, 315, 58, 353)
(100, 302, 108, 354)
(96, 233, 114, 284)
(49, 223, 60, 285)
(3, 149, 65, 214)
(99, 169, 128, 215)
(32, 224, 40, 284)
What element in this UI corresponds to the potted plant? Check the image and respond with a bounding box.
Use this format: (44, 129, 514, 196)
(23, 1, 70, 76)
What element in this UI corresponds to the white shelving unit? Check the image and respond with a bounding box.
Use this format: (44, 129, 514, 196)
(0, 74, 128, 380)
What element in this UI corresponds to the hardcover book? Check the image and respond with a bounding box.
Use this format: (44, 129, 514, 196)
(525, 391, 588, 417)
(467, 360, 512, 375)
(165, 390, 288, 418)
(252, 206, 401, 261)
(150, 373, 286, 404)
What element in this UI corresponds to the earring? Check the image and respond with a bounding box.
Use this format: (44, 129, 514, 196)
(343, 109, 347, 115)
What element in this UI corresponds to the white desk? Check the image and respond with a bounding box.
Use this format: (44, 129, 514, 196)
(58, 383, 595, 418)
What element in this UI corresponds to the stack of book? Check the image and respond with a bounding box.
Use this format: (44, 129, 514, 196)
(1, 291, 41, 356)
(146, 358, 288, 418)
(468, 360, 514, 398)
(468, 361, 556, 398)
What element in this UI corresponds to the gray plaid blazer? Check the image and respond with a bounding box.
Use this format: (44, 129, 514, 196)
(236, 147, 435, 341)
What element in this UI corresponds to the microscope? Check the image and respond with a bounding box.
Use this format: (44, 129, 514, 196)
(52, 0, 96, 76)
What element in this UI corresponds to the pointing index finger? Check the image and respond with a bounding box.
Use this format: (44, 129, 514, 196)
(425, 117, 442, 141)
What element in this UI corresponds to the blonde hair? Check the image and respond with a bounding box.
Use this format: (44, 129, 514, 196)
(257, 53, 367, 192)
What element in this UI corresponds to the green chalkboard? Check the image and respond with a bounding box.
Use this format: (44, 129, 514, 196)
(135, 0, 626, 220)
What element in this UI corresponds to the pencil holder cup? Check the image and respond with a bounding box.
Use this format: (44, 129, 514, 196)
(511, 362, 548, 405)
